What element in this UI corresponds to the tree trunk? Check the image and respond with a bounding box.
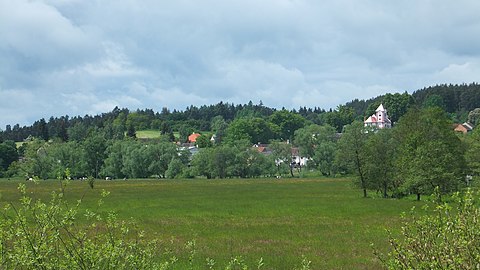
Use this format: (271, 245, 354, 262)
(363, 188, 367, 198)
(416, 193, 421, 201)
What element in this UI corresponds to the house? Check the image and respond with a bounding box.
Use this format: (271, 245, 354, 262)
(252, 144, 308, 166)
(364, 104, 392, 129)
(253, 143, 272, 155)
(178, 143, 199, 156)
(188, 133, 201, 143)
(291, 147, 308, 167)
(454, 122, 474, 134)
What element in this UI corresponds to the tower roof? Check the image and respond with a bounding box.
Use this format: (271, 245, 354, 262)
(376, 104, 385, 112)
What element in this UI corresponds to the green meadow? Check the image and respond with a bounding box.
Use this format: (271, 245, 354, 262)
(0, 178, 422, 269)
(135, 129, 163, 139)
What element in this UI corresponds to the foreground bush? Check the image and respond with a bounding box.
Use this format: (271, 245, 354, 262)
(0, 182, 162, 269)
(378, 189, 480, 269)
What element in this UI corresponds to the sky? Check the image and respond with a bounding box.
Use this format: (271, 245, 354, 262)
(1, 0, 480, 128)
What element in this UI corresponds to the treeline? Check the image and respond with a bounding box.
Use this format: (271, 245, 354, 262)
(1, 105, 479, 201)
(345, 82, 480, 122)
(0, 83, 480, 197)
(0, 134, 295, 180)
(336, 107, 472, 200)
(0, 102, 326, 143)
(2, 83, 480, 144)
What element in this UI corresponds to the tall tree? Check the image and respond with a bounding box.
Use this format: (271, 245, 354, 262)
(48, 141, 87, 179)
(0, 140, 18, 171)
(363, 129, 396, 198)
(294, 124, 337, 175)
(383, 92, 415, 124)
(465, 126, 480, 179)
(165, 157, 186, 179)
(269, 110, 305, 141)
(195, 134, 212, 148)
(102, 139, 135, 179)
(20, 139, 52, 179)
(395, 107, 466, 200)
(34, 118, 49, 141)
(191, 148, 214, 179)
(126, 123, 136, 138)
(210, 115, 228, 144)
(322, 105, 355, 132)
(270, 141, 294, 177)
(178, 124, 194, 143)
(122, 142, 150, 178)
(224, 117, 279, 144)
(82, 131, 107, 178)
(467, 108, 480, 127)
(67, 122, 88, 142)
(422, 94, 446, 110)
(146, 142, 178, 178)
(335, 121, 371, 197)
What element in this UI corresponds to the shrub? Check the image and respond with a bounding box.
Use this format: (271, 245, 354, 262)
(377, 188, 480, 269)
(0, 182, 162, 270)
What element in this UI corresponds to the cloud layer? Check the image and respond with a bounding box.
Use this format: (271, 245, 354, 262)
(1, 0, 480, 128)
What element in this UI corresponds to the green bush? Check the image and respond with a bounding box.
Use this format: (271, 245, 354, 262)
(377, 188, 480, 269)
(0, 182, 161, 269)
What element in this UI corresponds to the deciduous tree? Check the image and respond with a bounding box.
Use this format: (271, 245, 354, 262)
(335, 121, 371, 197)
(363, 129, 396, 198)
(464, 126, 480, 181)
(294, 124, 337, 175)
(82, 130, 107, 178)
(395, 107, 466, 200)
(270, 141, 294, 177)
(467, 108, 480, 127)
(0, 140, 18, 171)
(269, 110, 305, 141)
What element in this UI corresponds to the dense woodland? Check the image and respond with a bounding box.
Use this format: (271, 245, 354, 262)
(1, 83, 480, 200)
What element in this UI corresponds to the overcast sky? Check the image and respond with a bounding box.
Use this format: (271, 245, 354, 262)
(1, 0, 480, 128)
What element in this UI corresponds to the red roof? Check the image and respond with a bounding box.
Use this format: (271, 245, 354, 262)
(188, 133, 201, 143)
(256, 147, 266, 153)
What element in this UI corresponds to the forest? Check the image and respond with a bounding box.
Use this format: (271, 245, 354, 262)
(1, 83, 480, 200)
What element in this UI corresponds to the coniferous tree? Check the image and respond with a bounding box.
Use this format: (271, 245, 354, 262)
(126, 123, 136, 138)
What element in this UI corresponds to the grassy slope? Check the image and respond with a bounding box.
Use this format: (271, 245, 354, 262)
(0, 178, 421, 269)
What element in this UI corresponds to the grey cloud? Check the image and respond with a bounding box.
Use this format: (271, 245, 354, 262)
(1, 0, 480, 128)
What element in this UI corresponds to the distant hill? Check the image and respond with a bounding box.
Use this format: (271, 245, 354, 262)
(1, 83, 479, 142)
(345, 82, 480, 122)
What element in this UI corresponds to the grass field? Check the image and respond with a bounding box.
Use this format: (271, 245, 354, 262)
(136, 129, 162, 139)
(15, 142, 25, 148)
(0, 178, 422, 269)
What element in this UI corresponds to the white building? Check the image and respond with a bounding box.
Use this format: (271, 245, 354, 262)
(364, 104, 391, 129)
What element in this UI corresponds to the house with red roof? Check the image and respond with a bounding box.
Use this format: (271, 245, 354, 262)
(188, 133, 201, 143)
(454, 122, 474, 134)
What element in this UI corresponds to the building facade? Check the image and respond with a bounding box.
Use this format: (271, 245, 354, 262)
(364, 104, 392, 129)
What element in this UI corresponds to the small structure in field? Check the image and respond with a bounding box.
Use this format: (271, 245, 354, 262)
(454, 122, 474, 134)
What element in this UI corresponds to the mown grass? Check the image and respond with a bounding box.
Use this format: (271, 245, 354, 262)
(0, 178, 422, 269)
(135, 129, 162, 139)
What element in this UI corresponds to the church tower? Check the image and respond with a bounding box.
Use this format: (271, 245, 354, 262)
(364, 104, 391, 129)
